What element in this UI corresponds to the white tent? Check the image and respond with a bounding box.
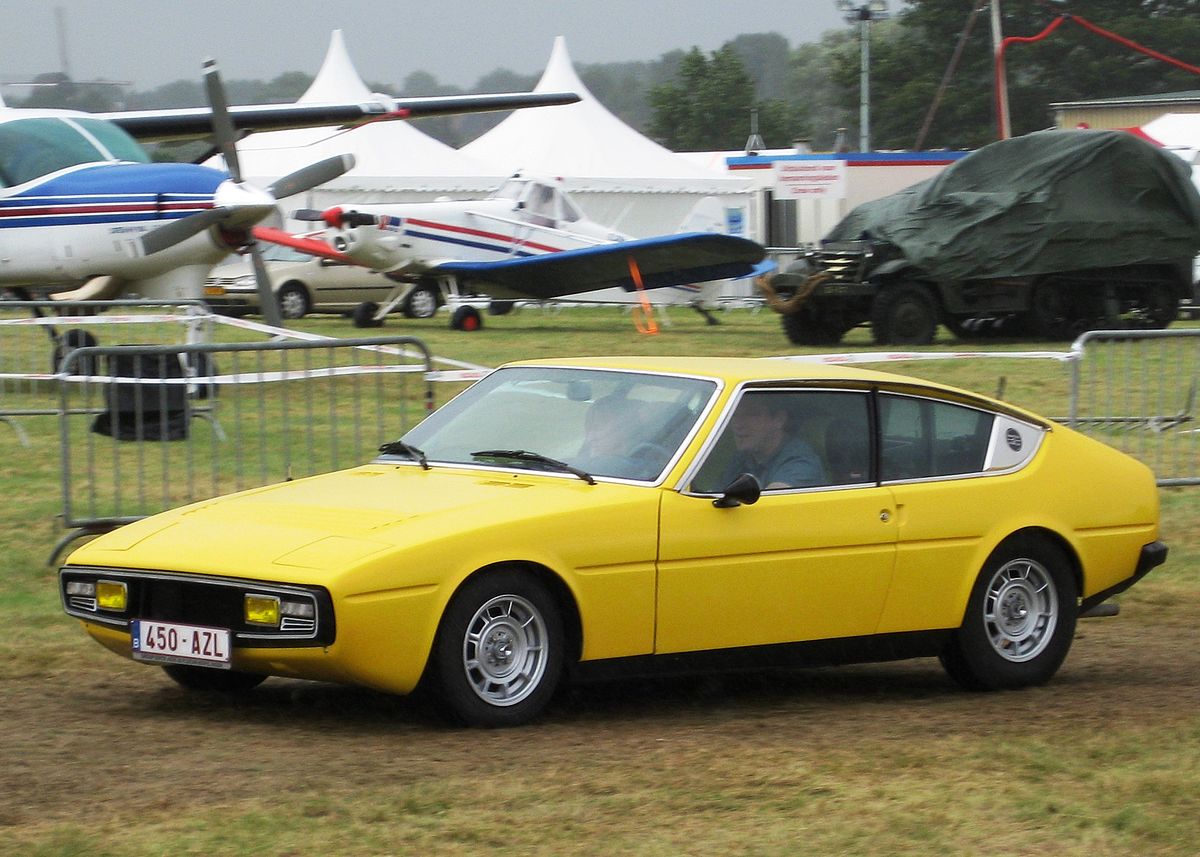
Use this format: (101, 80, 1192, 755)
(223, 30, 503, 195)
(460, 36, 755, 238)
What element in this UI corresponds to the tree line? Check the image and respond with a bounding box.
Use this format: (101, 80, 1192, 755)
(12, 0, 1199, 156)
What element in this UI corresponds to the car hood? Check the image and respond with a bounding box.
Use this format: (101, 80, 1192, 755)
(65, 463, 656, 583)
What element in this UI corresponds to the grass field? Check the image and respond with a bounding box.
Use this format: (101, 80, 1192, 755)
(2, 305, 1198, 856)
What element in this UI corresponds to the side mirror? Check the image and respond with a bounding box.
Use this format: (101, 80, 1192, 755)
(712, 473, 761, 508)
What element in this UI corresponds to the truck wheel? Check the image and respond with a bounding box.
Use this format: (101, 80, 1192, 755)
(1028, 280, 1073, 339)
(1138, 282, 1178, 329)
(781, 307, 845, 346)
(871, 284, 937, 345)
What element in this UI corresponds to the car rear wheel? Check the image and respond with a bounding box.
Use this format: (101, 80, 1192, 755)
(429, 569, 564, 727)
(402, 283, 439, 319)
(162, 664, 267, 693)
(940, 535, 1077, 691)
(276, 282, 311, 320)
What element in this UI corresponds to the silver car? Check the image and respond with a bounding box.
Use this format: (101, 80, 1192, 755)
(203, 245, 400, 320)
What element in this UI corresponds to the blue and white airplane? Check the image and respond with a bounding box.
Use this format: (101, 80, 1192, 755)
(0, 60, 578, 324)
(268, 173, 769, 330)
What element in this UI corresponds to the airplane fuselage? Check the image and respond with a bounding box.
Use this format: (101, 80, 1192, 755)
(0, 161, 232, 292)
(325, 197, 626, 277)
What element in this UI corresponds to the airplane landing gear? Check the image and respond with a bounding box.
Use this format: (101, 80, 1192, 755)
(450, 305, 483, 331)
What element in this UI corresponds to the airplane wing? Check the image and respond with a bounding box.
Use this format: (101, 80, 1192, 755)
(429, 233, 768, 300)
(98, 91, 580, 144)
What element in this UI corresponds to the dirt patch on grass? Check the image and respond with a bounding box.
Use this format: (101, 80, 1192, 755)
(2, 601, 1196, 838)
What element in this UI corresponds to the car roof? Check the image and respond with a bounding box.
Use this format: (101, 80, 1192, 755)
(500, 356, 1048, 424)
(505, 355, 920, 385)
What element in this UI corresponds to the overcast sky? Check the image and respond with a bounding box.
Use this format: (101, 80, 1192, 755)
(1, 0, 855, 93)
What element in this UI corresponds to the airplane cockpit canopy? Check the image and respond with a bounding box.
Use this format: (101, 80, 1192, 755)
(491, 175, 584, 225)
(0, 116, 149, 188)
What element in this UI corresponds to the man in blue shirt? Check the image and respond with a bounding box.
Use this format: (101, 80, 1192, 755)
(725, 393, 827, 489)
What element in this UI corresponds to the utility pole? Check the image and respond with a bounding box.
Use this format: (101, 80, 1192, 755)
(991, 0, 1012, 139)
(836, 2, 890, 152)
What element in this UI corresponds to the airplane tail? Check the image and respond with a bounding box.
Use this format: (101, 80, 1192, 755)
(676, 197, 728, 235)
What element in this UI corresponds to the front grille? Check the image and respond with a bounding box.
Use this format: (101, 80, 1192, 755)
(60, 567, 335, 648)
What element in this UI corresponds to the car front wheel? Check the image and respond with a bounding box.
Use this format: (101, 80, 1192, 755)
(429, 569, 564, 727)
(276, 282, 311, 320)
(940, 535, 1077, 691)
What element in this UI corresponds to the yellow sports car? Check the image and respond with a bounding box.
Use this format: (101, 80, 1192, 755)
(60, 357, 1166, 726)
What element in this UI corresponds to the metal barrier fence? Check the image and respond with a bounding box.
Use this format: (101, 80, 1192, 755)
(53, 335, 434, 561)
(0, 300, 214, 446)
(1067, 328, 1200, 486)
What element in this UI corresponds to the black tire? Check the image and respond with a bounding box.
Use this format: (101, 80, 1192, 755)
(1027, 279, 1074, 340)
(940, 534, 1078, 691)
(402, 283, 439, 319)
(871, 283, 938, 345)
(52, 329, 98, 374)
(428, 569, 564, 727)
(352, 301, 384, 328)
(781, 307, 845, 346)
(163, 664, 267, 693)
(450, 305, 483, 332)
(488, 300, 516, 317)
(1138, 282, 1178, 329)
(276, 282, 310, 320)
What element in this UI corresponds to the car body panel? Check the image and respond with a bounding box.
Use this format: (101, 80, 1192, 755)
(203, 246, 395, 315)
(61, 355, 1163, 703)
(657, 485, 898, 652)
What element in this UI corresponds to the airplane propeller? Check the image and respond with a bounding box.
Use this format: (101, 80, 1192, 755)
(139, 59, 357, 327)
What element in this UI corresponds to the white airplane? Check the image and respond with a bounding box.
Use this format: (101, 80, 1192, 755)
(0, 61, 578, 326)
(262, 173, 768, 330)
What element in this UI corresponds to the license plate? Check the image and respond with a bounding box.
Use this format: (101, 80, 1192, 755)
(203, 285, 226, 296)
(132, 619, 231, 669)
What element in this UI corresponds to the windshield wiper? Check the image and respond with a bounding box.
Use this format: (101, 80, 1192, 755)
(470, 449, 595, 484)
(378, 440, 430, 470)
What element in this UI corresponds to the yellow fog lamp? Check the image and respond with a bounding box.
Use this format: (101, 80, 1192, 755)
(95, 580, 127, 611)
(244, 594, 281, 626)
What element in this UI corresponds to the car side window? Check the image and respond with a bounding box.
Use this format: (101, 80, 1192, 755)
(691, 389, 871, 493)
(879, 394, 994, 481)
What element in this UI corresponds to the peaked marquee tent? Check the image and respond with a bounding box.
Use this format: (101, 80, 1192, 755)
(223, 31, 758, 242)
(226, 30, 503, 196)
(460, 37, 754, 237)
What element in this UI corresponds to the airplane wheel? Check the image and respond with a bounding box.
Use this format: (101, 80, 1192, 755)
(450, 306, 483, 332)
(488, 300, 516, 316)
(352, 302, 384, 328)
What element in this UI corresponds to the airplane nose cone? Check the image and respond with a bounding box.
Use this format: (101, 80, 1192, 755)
(213, 179, 278, 228)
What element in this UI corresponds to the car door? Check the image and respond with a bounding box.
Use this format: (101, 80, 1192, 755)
(871, 390, 1047, 634)
(655, 388, 898, 654)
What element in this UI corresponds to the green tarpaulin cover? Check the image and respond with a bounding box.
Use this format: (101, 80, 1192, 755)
(825, 130, 1200, 281)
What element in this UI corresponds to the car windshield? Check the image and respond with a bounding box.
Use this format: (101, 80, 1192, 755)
(261, 244, 310, 263)
(393, 366, 717, 481)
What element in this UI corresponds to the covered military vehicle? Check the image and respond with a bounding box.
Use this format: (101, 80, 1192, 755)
(768, 130, 1200, 345)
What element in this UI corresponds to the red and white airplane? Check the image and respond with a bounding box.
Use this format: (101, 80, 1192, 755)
(0, 61, 577, 326)
(263, 173, 769, 330)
